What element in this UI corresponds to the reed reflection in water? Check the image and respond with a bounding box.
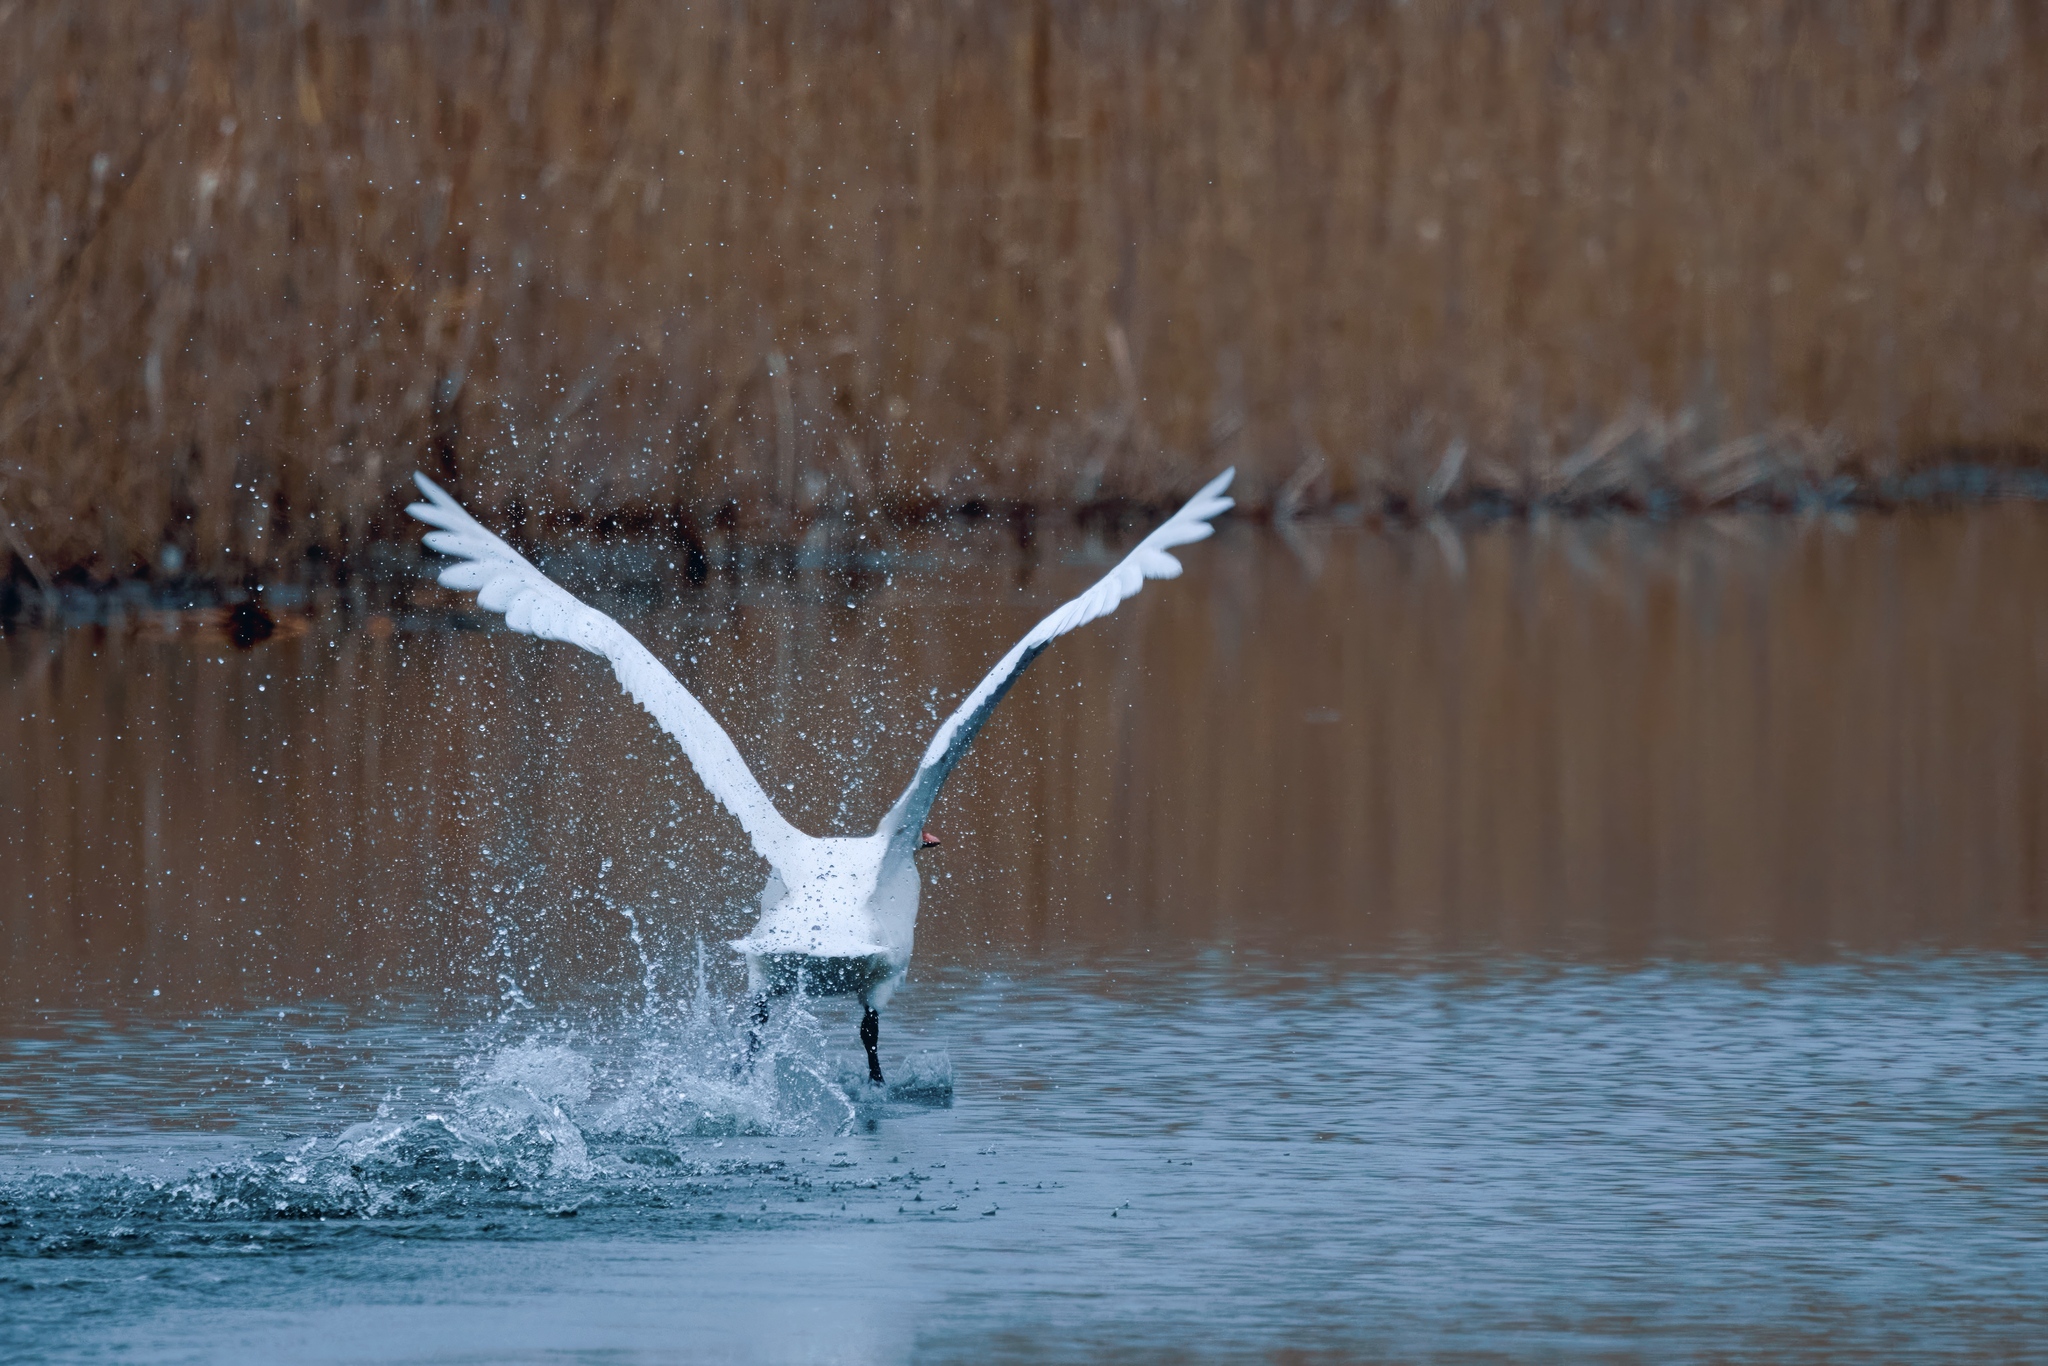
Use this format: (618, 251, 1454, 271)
(2, 510, 2044, 1023)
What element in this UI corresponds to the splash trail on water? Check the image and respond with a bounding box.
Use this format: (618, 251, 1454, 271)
(0, 978, 951, 1262)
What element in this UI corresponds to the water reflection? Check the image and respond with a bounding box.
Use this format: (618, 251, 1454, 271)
(2, 510, 2045, 1025)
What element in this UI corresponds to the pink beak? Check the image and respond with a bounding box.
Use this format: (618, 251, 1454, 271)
(920, 830, 942, 848)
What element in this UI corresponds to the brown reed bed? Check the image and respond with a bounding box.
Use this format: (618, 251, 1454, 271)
(2, 0, 2046, 592)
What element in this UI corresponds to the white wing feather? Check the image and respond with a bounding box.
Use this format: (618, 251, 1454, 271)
(406, 474, 804, 869)
(876, 467, 1235, 855)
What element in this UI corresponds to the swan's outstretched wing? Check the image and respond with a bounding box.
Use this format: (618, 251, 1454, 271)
(407, 474, 804, 869)
(876, 467, 1234, 855)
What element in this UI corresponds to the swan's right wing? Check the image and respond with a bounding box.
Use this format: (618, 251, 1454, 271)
(407, 475, 804, 869)
(874, 467, 1235, 858)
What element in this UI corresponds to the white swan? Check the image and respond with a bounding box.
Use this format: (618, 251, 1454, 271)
(407, 467, 1234, 1082)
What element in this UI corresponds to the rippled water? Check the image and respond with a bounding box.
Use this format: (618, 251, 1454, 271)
(5, 958, 2047, 1361)
(4, 513, 2047, 1361)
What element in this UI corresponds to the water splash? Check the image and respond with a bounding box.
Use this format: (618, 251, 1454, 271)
(587, 989, 856, 1142)
(607, 894, 661, 1018)
(0, 973, 951, 1256)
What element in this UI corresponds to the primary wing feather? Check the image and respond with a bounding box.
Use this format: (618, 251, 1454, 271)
(876, 467, 1234, 856)
(407, 474, 803, 869)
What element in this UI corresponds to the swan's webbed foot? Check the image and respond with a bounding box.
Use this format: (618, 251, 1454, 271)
(859, 1004, 883, 1086)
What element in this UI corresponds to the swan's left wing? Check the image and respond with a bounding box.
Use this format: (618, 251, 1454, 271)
(875, 467, 1234, 857)
(407, 474, 805, 870)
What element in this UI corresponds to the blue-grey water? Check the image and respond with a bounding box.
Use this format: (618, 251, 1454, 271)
(4, 514, 2047, 1361)
(4, 958, 2048, 1362)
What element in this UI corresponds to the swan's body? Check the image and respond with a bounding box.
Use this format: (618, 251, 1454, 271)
(408, 467, 1234, 1081)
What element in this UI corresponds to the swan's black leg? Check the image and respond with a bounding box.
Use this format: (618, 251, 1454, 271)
(742, 992, 772, 1071)
(859, 1004, 883, 1086)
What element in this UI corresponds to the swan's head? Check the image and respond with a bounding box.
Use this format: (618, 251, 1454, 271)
(918, 830, 942, 852)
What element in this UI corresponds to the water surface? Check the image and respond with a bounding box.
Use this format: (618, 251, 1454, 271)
(4, 512, 2046, 1361)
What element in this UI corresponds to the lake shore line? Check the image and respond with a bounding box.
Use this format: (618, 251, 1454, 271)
(6, 466, 2047, 632)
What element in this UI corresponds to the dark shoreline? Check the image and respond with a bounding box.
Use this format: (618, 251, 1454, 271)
(7, 464, 2047, 634)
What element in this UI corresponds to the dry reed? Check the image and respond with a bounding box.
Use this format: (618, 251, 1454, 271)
(3, 0, 2047, 583)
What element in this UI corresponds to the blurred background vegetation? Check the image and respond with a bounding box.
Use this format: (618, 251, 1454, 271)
(2, 0, 2046, 585)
